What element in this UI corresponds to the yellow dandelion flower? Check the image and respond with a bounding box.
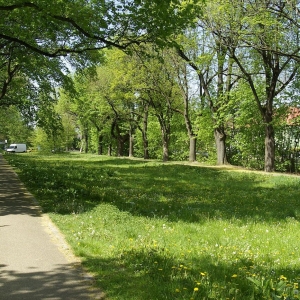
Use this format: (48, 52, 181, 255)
(194, 287, 199, 292)
(232, 274, 238, 278)
(280, 275, 287, 281)
(200, 272, 206, 276)
(294, 282, 298, 289)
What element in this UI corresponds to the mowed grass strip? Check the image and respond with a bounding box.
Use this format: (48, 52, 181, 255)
(5, 153, 300, 300)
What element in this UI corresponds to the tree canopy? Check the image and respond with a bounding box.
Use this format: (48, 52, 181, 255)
(0, 0, 202, 107)
(2, 0, 300, 173)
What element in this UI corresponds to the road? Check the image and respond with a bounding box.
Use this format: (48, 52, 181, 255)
(0, 154, 103, 300)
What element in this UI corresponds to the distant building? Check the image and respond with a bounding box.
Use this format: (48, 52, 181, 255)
(286, 107, 300, 125)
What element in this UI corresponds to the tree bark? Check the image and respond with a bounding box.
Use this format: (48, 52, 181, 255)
(189, 135, 197, 162)
(107, 143, 112, 156)
(129, 129, 134, 157)
(142, 105, 150, 159)
(98, 134, 103, 155)
(264, 124, 275, 172)
(162, 138, 169, 162)
(160, 121, 170, 162)
(214, 127, 227, 165)
(117, 139, 123, 157)
(183, 101, 197, 162)
(111, 119, 129, 157)
(80, 129, 88, 153)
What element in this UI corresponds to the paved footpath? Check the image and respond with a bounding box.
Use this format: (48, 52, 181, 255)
(0, 154, 103, 300)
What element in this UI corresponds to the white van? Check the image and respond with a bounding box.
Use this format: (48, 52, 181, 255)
(6, 144, 27, 153)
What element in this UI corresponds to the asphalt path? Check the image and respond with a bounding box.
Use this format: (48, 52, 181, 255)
(0, 154, 103, 300)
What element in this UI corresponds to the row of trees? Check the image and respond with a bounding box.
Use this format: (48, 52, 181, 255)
(1, 0, 300, 172)
(53, 43, 299, 171)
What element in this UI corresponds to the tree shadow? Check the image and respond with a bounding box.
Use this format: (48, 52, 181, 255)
(2, 154, 300, 299)
(3, 154, 300, 224)
(81, 248, 300, 299)
(0, 264, 100, 300)
(0, 158, 40, 217)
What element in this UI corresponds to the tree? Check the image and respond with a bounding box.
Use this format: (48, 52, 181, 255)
(133, 48, 183, 161)
(0, 38, 78, 109)
(176, 28, 238, 165)
(0, 0, 202, 108)
(55, 93, 78, 151)
(168, 46, 199, 161)
(208, 0, 300, 172)
(35, 94, 64, 151)
(225, 80, 265, 169)
(0, 106, 33, 144)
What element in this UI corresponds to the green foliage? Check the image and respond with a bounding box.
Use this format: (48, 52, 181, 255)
(5, 153, 300, 299)
(0, 0, 202, 109)
(1, 0, 300, 174)
(247, 275, 298, 300)
(32, 127, 66, 153)
(0, 106, 33, 144)
(195, 109, 216, 163)
(225, 82, 265, 169)
(169, 113, 190, 161)
(140, 115, 161, 159)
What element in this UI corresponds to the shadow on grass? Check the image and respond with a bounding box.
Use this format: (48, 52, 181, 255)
(3, 154, 300, 224)
(82, 248, 300, 300)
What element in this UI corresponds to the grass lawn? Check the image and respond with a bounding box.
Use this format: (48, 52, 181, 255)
(4, 152, 300, 300)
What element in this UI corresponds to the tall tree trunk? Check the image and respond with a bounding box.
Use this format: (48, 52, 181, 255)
(111, 121, 129, 157)
(98, 135, 103, 155)
(80, 129, 88, 153)
(129, 129, 134, 157)
(107, 143, 112, 156)
(162, 138, 169, 162)
(183, 99, 197, 162)
(160, 122, 170, 162)
(143, 135, 149, 159)
(84, 130, 88, 153)
(142, 105, 150, 159)
(214, 127, 227, 165)
(264, 124, 275, 172)
(177, 60, 197, 162)
(117, 139, 123, 157)
(189, 135, 197, 162)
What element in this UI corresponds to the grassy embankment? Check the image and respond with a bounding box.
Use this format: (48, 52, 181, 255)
(4, 153, 300, 300)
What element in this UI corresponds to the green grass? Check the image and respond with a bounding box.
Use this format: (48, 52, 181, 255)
(4, 152, 300, 299)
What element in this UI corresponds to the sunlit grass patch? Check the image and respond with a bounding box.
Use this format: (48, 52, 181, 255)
(4, 153, 300, 299)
